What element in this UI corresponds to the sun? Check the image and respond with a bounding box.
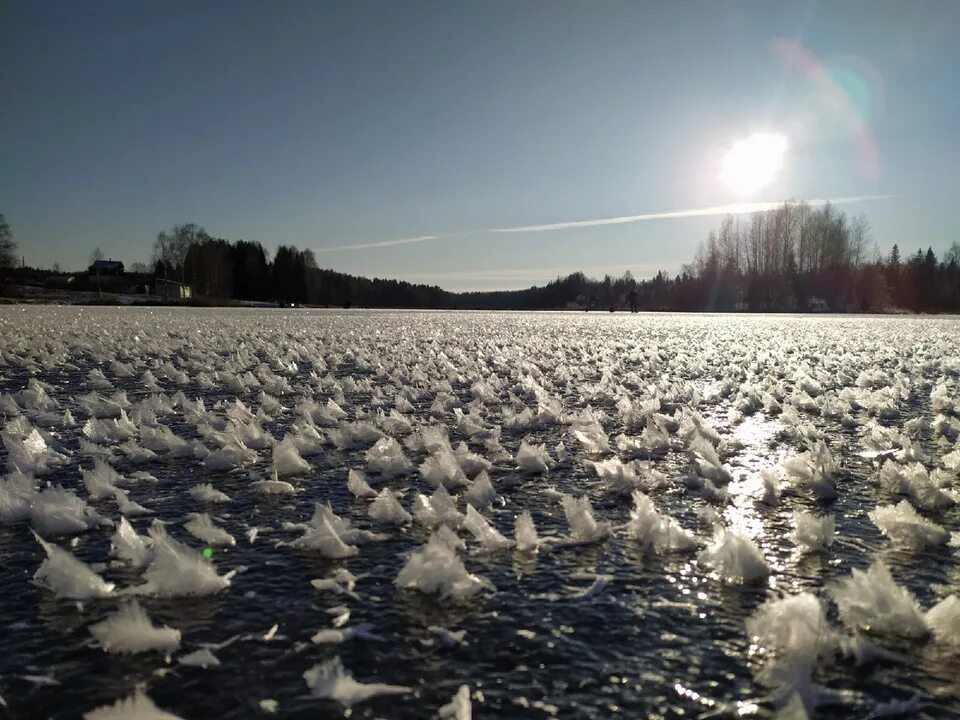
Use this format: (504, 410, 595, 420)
(720, 132, 789, 197)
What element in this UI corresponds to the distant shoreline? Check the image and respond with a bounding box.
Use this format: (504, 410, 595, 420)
(5, 202, 959, 313)
(1, 289, 952, 316)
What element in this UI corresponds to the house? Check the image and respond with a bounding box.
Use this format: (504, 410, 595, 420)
(88, 259, 124, 278)
(87, 259, 127, 292)
(155, 278, 192, 300)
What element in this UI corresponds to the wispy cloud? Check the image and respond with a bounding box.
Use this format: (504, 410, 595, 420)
(490, 195, 893, 233)
(312, 234, 438, 254)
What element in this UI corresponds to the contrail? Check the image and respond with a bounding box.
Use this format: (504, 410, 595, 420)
(311, 194, 893, 252)
(312, 234, 438, 253)
(490, 195, 893, 233)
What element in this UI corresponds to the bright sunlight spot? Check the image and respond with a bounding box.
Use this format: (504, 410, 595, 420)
(720, 132, 789, 197)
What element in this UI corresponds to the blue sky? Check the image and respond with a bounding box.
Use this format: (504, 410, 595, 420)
(2, 1, 958, 290)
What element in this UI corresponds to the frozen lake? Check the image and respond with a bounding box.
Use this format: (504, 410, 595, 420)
(1, 307, 959, 719)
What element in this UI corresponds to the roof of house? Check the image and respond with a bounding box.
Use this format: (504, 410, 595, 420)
(91, 259, 123, 268)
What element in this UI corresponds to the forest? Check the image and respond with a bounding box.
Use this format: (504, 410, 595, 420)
(146, 205, 960, 312)
(2, 206, 959, 312)
(663, 202, 960, 312)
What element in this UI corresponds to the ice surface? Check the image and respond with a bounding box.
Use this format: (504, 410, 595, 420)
(3, 426, 69, 475)
(591, 457, 642, 496)
(290, 514, 359, 558)
(177, 648, 221, 668)
(366, 436, 413, 478)
(462, 505, 512, 552)
(81, 458, 124, 499)
(688, 434, 731, 484)
(141, 425, 194, 456)
(697, 528, 769, 584)
(877, 460, 955, 511)
(271, 438, 310, 478)
(83, 690, 184, 720)
(187, 483, 231, 504)
(829, 562, 927, 638)
(33, 532, 115, 599)
(203, 437, 257, 471)
(303, 656, 411, 705)
(413, 484, 464, 528)
(780, 441, 837, 500)
(925, 594, 960, 645)
(420, 450, 469, 490)
(625, 491, 696, 553)
(90, 601, 181, 654)
(0, 471, 35, 522)
(747, 593, 834, 711)
(463, 470, 498, 509)
(868, 500, 949, 549)
(395, 533, 488, 600)
(515, 440, 551, 474)
(514, 510, 539, 552)
(29, 486, 105, 537)
(254, 478, 296, 495)
(368, 487, 412, 525)
(438, 685, 472, 719)
(347, 468, 377, 499)
(792, 511, 835, 554)
(560, 494, 610, 544)
(184, 513, 236, 547)
(110, 517, 152, 567)
(2, 308, 960, 718)
(133, 523, 233, 597)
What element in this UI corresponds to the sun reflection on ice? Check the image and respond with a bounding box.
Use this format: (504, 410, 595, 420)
(721, 413, 791, 586)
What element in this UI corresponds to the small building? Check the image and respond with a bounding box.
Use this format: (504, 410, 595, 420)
(155, 278, 192, 300)
(88, 259, 125, 279)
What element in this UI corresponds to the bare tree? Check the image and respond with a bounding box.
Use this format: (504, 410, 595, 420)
(0, 214, 16, 269)
(717, 215, 738, 272)
(945, 241, 960, 267)
(794, 202, 811, 273)
(152, 223, 207, 284)
(90, 247, 105, 295)
(848, 213, 870, 268)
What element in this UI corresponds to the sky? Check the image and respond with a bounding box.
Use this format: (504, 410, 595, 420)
(2, 1, 958, 291)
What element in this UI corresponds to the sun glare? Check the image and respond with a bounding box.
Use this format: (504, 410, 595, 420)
(720, 132, 789, 197)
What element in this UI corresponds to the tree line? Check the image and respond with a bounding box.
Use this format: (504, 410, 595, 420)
(151, 223, 452, 307)
(2, 210, 958, 312)
(149, 224, 649, 309)
(667, 202, 960, 312)
(147, 208, 959, 312)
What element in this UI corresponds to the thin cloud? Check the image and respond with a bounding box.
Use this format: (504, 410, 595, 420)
(490, 195, 893, 233)
(313, 234, 438, 253)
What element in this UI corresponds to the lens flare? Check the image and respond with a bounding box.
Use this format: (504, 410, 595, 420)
(771, 38, 881, 181)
